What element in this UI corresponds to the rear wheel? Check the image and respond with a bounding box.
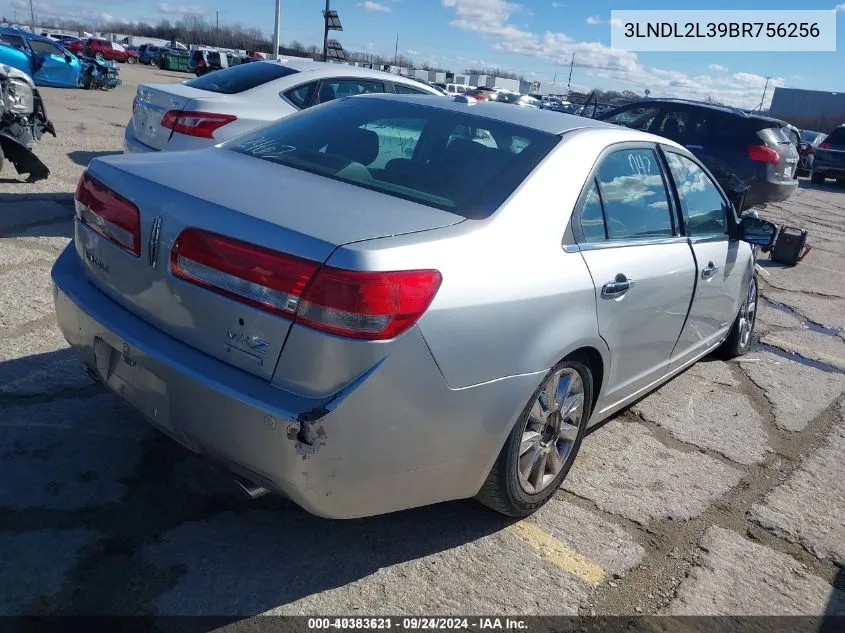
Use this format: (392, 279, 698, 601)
(476, 359, 592, 517)
(127, 56, 137, 64)
(811, 172, 826, 184)
(717, 274, 757, 359)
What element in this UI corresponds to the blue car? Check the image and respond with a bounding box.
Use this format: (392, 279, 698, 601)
(0, 27, 82, 88)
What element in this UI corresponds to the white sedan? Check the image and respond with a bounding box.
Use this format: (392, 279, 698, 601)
(124, 58, 442, 154)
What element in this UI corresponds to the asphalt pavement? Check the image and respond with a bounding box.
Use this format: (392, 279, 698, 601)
(1, 64, 844, 618)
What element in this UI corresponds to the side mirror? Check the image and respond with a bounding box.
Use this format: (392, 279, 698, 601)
(740, 215, 777, 249)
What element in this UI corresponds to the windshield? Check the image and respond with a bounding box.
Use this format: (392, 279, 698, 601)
(224, 97, 559, 219)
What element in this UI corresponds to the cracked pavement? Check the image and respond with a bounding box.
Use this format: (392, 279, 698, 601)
(1, 66, 844, 618)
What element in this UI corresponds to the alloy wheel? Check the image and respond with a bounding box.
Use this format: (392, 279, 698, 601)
(518, 367, 585, 495)
(738, 277, 757, 348)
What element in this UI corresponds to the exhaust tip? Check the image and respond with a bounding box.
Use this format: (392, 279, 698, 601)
(234, 475, 270, 500)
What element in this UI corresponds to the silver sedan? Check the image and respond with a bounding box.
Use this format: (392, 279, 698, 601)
(51, 94, 777, 519)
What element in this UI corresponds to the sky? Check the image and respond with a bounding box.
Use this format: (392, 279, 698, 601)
(2, 0, 844, 108)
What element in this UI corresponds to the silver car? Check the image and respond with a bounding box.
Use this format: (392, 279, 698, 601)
(52, 95, 777, 519)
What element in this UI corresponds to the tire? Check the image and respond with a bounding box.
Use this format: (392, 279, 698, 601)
(127, 56, 137, 64)
(94, 52, 104, 61)
(717, 273, 758, 359)
(476, 358, 593, 517)
(811, 172, 826, 184)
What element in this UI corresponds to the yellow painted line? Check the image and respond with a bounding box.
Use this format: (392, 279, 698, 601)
(508, 520, 609, 586)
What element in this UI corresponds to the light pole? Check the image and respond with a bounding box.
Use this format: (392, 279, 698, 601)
(272, 0, 281, 59)
(29, 0, 35, 30)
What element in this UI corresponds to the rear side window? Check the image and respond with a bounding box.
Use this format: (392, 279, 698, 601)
(603, 106, 660, 131)
(0, 34, 26, 49)
(315, 79, 384, 104)
(224, 97, 558, 218)
(186, 62, 299, 94)
(579, 180, 606, 243)
(822, 127, 845, 144)
(593, 149, 674, 240)
(283, 81, 318, 109)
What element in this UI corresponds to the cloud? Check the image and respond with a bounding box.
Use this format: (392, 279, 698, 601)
(8, 0, 114, 23)
(835, 4, 845, 11)
(156, 2, 207, 15)
(585, 15, 623, 26)
(551, 2, 563, 7)
(357, 1, 392, 12)
(441, 0, 786, 108)
(708, 64, 728, 72)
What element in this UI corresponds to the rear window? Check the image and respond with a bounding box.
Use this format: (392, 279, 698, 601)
(185, 62, 299, 94)
(224, 97, 559, 219)
(823, 127, 845, 144)
(757, 125, 792, 146)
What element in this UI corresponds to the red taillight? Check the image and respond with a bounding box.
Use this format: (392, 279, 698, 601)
(819, 142, 832, 149)
(748, 145, 780, 164)
(297, 267, 442, 340)
(198, 58, 206, 68)
(170, 229, 442, 341)
(161, 110, 237, 139)
(74, 173, 141, 257)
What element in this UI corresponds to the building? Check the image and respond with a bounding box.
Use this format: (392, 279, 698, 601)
(769, 87, 845, 123)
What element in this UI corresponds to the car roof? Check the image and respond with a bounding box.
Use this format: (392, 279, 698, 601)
(0, 27, 59, 44)
(352, 93, 621, 135)
(266, 57, 430, 83)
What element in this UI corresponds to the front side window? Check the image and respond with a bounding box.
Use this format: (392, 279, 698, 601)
(665, 152, 728, 238)
(393, 83, 429, 95)
(595, 148, 673, 240)
(29, 39, 63, 56)
(316, 79, 384, 104)
(225, 97, 558, 218)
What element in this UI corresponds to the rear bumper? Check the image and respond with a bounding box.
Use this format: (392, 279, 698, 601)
(812, 160, 845, 178)
(123, 122, 157, 154)
(745, 178, 798, 207)
(51, 245, 538, 518)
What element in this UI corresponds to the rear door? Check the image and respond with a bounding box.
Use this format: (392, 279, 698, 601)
(662, 149, 748, 371)
(572, 144, 696, 406)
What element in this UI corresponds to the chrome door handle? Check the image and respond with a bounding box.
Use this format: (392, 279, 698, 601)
(601, 274, 634, 298)
(701, 262, 719, 279)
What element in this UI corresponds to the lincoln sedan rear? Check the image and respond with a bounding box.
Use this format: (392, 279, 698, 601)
(53, 95, 776, 519)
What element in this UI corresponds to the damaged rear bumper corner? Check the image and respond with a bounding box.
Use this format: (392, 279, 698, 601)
(51, 245, 530, 518)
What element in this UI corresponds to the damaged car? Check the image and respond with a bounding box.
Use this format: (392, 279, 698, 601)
(0, 63, 55, 182)
(53, 95, 778, 519)
(0, 27, 82, 88)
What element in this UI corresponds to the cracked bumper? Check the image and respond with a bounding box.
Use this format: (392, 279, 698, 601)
(51, 246, 539, 518)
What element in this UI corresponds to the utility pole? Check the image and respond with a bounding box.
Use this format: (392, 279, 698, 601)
(757, 76, 771, 111)
(29, 0, 35, 30)
(566, 53, 575, 92)
(272, 0, 281, 60)
(322, 0, 330, 61)
(394, 34, 398, 65)
(553, 72, 557, 83)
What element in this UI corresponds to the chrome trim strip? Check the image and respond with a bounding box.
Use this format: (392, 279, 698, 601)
(688, 235, 729, 245)
(575, 236, 689, 252)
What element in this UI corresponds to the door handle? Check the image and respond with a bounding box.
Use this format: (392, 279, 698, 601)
(601, 274, 634, 298)
(701, 262, 719, 279)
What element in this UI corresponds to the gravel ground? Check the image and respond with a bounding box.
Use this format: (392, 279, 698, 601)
(1, 64, 844, 618)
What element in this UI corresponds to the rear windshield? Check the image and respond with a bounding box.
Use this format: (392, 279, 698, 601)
(224, 97, 559, 219)
(823, 127, 845, 144)
(758, 125, 793, 146)
(185, 62, 298, 94)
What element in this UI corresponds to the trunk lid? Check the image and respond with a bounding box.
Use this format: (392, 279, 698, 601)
(76, 149, 463, 380)
(132, 82, 224, 150)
